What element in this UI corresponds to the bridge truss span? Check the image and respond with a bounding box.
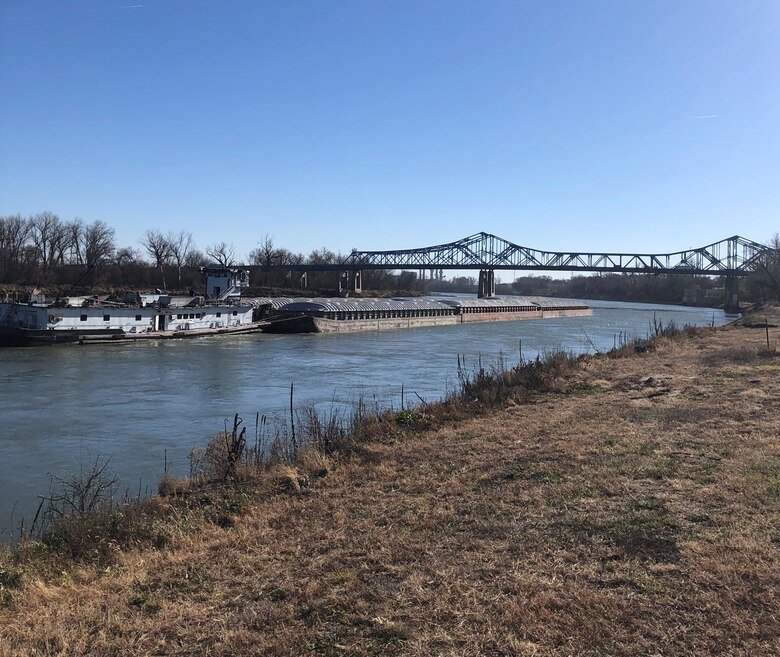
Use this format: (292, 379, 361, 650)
(343, 232, 771, 276)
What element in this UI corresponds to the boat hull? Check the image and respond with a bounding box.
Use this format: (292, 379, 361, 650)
(0, 322, 268, 347)
(263, 307, 592, 334)
(0, 326, 124, 346)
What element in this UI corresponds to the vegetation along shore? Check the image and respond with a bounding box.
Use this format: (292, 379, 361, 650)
(3, 213, 780, 305)
(1, 307, 779, 656)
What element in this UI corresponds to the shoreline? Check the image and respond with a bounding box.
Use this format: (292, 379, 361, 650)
(1, 306, 778, 655)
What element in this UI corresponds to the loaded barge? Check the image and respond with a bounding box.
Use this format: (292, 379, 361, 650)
(0, 267, 265, 346)
(262, 296, 591, 333)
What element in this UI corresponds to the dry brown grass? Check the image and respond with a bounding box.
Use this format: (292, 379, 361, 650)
(2, 308, 780, 656)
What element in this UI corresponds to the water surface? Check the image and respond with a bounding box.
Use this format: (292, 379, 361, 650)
(0, 299, 730, 538)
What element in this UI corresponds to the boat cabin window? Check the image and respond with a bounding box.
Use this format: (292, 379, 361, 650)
(233, 310, 238, 316)
(80, 314, 87, 322)
(103, 314, 110, 321)
(135, 314, 142, 321)
(177, 314, 182, 319)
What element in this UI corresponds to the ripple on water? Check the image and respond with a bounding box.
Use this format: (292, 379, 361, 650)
(0, 300, 729, 537)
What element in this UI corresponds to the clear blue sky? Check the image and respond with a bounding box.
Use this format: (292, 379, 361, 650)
(1, 1, 778, 261)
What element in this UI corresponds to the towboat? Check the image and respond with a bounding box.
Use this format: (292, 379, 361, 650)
(0, 267, 268, 346)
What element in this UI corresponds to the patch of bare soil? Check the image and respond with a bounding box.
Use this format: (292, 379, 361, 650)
(1, 310, 780, 656)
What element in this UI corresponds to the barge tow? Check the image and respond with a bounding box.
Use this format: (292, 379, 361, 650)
(262, 296, 591, 334)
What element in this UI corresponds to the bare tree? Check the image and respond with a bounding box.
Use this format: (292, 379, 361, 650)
(252, 242, 306, 288)
(206, 241, 236, 267)
(278, 248, 304, 267)
(167, 230, 194, 288)
(116, 246, 143, 266)
(83, 220, 116, 269)
(0, 214, 31, 281)
(184, 249, 208, 268)
(248, 234, 276, 266)
(248, 234, 276, 284)
(307, 247, 338, 265)
(20, 243, 39, 274)
(141, 229, 172, 289)
(51, 222, 70, 269)
(30, 211, 64, 274)
(66, 219, 85, 265)
(306, 247, 340, 289)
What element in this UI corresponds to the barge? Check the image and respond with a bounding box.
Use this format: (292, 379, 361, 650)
(0, 267, 266, 347)
(262, 296, 591, 334)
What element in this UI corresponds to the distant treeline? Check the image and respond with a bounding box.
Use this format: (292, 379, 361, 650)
(511, 273, 719, 305)
(431, 267, 780, 306)
(428, 273, 717, 304)
(0, 212, 420, 294)
(2, 212, 778, 303)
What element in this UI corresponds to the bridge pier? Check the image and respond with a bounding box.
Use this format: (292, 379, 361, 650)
(339, 270, 362, 296)
(285, 271, 309, 289)
(724, 276, 740, 314)
(478, 269, 496, 298)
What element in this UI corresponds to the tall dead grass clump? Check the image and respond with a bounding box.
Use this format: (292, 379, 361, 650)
(185, 398, 392, 490)
(649, 315, 703, 339)
(608, 319, 704, 358)
(456, 349, 582, 407)
(188, 414, 251, 483)
(22, 456, 171, 565)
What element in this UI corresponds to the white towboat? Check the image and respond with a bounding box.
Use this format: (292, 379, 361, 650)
(0, 267, 265, 346)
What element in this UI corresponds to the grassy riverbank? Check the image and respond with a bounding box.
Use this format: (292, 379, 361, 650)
(1, 309, 779, 656)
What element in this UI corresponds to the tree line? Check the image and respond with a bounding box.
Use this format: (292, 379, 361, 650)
(507, 273, 719, 304)
(2, 212, 777, 303)
(0, 212, 420, 293)
(0, 212, 215, 289)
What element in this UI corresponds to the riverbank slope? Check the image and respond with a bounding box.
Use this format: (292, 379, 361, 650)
(1, 310, 779, 656)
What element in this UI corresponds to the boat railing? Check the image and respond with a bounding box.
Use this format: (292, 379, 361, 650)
(82, 298, 129, 309)
(202, 298, 244, 308)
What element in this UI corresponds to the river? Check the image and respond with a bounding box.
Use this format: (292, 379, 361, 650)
(0, 299, 731, 539)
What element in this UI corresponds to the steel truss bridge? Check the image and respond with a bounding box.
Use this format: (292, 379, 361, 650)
(257, 233, 774, 306)
(338, 232, 771, 276)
